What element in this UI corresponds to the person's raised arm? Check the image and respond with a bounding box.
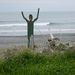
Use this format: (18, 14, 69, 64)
(21, 11, 28, 22)
(33, 8, 40, 22)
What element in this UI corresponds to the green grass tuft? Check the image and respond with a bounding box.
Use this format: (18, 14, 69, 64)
(0, 49, 75, 75)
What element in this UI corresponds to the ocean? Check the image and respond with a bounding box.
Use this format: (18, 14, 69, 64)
(0, 12, 75, 36)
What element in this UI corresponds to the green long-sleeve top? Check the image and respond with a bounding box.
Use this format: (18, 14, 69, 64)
(27, 21, 34, 37)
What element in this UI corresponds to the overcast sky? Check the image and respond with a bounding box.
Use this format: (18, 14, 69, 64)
(0, 0, 75, 12)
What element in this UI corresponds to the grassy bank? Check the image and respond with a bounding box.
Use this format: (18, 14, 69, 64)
(0, 49, 75, 75)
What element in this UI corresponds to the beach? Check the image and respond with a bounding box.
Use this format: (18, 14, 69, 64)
(0, 12, 75, 49)
(0, 33, 74, 59)
(0, 33, 75, 49)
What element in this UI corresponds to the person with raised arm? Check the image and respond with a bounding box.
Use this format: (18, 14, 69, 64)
(21, 8, 40, 48)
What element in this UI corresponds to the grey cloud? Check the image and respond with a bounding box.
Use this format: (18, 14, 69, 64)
(0, 0, 75, 11)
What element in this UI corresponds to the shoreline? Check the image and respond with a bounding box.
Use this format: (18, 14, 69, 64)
(0, 33, 74, 48)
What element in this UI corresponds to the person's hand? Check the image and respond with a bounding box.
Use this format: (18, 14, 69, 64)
(21, 11, 23, 14)
(37, 8, 40, 14)
(38, 8, 40, 11)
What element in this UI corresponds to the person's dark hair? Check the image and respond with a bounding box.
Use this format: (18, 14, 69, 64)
(29, 14, 32, 17)
(29, 14, 33, 20)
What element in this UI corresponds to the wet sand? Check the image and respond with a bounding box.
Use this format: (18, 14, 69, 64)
(0, 33, 75, 48)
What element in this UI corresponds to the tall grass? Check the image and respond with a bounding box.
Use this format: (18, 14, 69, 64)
(0, 49, 75, 75)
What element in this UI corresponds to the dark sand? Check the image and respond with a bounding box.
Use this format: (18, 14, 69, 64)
(0, 34, 74, 58)
(0, 33, 75, 49)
